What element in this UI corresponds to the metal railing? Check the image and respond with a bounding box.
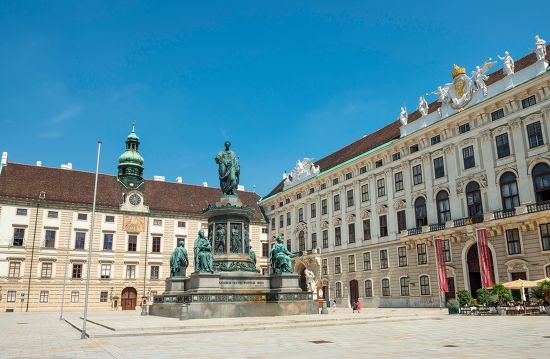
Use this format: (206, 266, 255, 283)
(407, 227, 422, 236)
(527, 200, 550, 213)
(429, 223, 446, 232)
(493, 208, 516, 219)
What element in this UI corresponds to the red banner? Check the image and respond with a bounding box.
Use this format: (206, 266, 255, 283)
(476, 228, 494, 288)
(434, 238, 448, 292)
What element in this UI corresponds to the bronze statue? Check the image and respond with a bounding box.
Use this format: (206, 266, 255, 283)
(214, 141, 240, 196)
(170, 240, 189, 277)
(193, 229, 214, 273)
(215, 223, 226, 253)
(270, 235, 296, 274)
(230, 224, 241, 253)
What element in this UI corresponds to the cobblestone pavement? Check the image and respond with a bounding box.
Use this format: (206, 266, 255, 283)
(0, 309, 548, 358)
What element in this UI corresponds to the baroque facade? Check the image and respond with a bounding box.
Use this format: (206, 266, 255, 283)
(0, 126, 268, 312)
(260, 40, 550, 307)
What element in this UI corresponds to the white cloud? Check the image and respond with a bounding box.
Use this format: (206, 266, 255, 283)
(50, 105, 82, 123)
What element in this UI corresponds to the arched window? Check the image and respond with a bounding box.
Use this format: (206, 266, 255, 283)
(436, 191, 451, 224)
(500, 172, 520, 210)
(533, 163, 550, 202)
(420, 275, 431, 295)
(364, 280, 373, 297)
(381, 278, 391, 297)
(335, 282, 342, 298)
(414, 197, 427, 227)
(466, 182, 483, 217)
(298, 231, 305, 252)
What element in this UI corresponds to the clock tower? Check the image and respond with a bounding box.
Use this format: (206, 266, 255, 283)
(117, 122, 144, 189)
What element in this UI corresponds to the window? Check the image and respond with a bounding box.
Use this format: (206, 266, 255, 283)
(262, 243, 269, 257)
(311, 233, 317, 249)
(521, 95, 536, 108)
(379, 215, 388, 237)
(462, 146, 475, 169)
(128, 235, 137, 251)
(153, 219, 162, 226)
(381, 278, 391, 296)
(442, 239, 451, 262)
(360, 166, 367, 174)
(500, 172, 520, 210)
(541, 223, 550, 251)
(286, 212, 291, 226)
(394, 172, 403, 192)
(297, 193, 302, 200)
(458, 123, 470, 134)
(48, 211, 58, 218)
(431, 135, 441, 145)
(506, 229, 522, 255)
(178, 221, 186, 228)
(150, 265, 160, 280)
(279, 215, 284, 228)
(285, 198, 290, 204)
(8, 262, 21, 277)
(348, 223, 355, 244)
(397, 210, 406, 232)
(322, 259, 328, 275)
(105, 215, 115, 223)
(13, 228, 25, 246)
(377, 178, 386, 197)
(71, 291, 79, 303)
(495, 133, 510, 158)
(433, 157, 445, 178)
(321, 199, 328, 215)
(345, 172, 353, 180)
(365, 280, 373, 297)
(100, 291, 108, 302)
(75, 232, 86, 250)
(7, 291, 16, 302)
(77, 213, 87, 221)
(335, 227, 341, 246)
(72, 263, 82, 278)
(527, 121, 544, 148)
(414, 197, 427, 227)
(398, 246, 407, 267)
(298, 231, 305, 251)
(16, 208, 28, 216)
(99, 234, 112, 252)
(298, 208, 304, 222)
(420, 276, 431, 295)
(379, 249, 388, 269)
(310, 203, 316, 218)
(410, 144, 419, 153)
(363, 252, 372, 270)
(41, 263, 52, 278)
(533, 163, 550, 202)
(322, 230, 328, 248)
(309, 188, 315, 194)
(334, 257, 341, 274)
(348, 255, 356, 272)
(400, 277, 410, 296)
(271, 217, 275, 230)
(332, 178, 339, 186)
(412, 164, 423, 185)
(491, 108, 504, 121)
(392, 152, 401, 161)
(346, 189, 354, 207)
(361, 184, 369, 202)
(333, 195, 341, 211)
(40, 291, 49, 303)
(100, 264, 111, 279)
(417, 244, 428, 265)
(375, 160, 383, 168)
(466, 181, 483, 217)
(126, 265, 136, 279)
(335, 282, 342, 298)
(44, 230, 56, 248)
(320, 183, 326, 190)
(436, 191, 451, 224)
(363, 219, 371, 240)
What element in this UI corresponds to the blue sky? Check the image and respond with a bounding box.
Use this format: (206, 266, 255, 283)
(0, 1, 547, 196)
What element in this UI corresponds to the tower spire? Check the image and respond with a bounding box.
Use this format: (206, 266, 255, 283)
(117, 123, 144, 189)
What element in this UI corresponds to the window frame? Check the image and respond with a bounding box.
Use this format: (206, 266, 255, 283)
(379, 249, 388, 269)
(462, 145, 475, 169)
(400, 277, 410, 296)
(412, 164, 423, 185)
(420, 275, 431, 295)
(433, 157, 445, 179)
(506, 228, 522, 255)
(398, 246, 407, 267)
(381, 278, 391, 297)
(394, 172, 404, 192)
(417, 243, 428, 265)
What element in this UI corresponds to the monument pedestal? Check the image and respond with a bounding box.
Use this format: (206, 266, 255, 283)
(165, 277, 187, 292)
(270, 273, 301, 292)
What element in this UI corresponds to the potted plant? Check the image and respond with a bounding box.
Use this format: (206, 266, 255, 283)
(476, 288, 490, 306)
(457, 289, 472, 307)
(446, 299, 460, 314)
(533, 280, 550, 315)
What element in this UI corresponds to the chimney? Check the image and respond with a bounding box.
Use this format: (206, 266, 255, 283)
(237, 185, 245, 191)
(36, 161, 42, 166)
(153, 175, 165, 182)
(176, 177, 183, 183)
(202, 182, 208, 187)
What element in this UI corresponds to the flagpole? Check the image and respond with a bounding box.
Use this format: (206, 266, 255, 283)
(81, 141, 101, 339)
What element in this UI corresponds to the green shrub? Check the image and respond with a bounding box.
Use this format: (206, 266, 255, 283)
(457, 289, 472, 306)
(491, 283, 513, 305)
(533, 280, 550, 302)
(446, 299, 460, 310)
(476, 288, 491, 305)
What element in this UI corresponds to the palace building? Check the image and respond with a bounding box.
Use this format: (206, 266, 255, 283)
(260, 39, 550, 307)
(0, 125, 268, 312)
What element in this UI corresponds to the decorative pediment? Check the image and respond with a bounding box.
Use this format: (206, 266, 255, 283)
(346, 214, 356, 223)
(393, 199, 406, 210)
(493, 125, 510, 135)
(333, 217, 342, 226)
(283, 158, 320, 190)
(456, 173, 488, 194)
(295, 222, 308, 234)
(505, 259, 529, 273)
(528, 156, 550, 170)
(321, 221, 329, 230)
(360, 208, 371, 219)
(376, 204, 388, 215)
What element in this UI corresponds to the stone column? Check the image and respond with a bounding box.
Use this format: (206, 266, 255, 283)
(509, 118, 532, 204)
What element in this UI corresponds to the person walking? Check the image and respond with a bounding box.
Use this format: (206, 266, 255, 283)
(352, 300, 357, 313)
(332, 300, 336, 312)
(356, 299, 362, 314)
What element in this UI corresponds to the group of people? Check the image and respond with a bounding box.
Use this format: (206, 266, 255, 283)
(329, 299, 363, 313)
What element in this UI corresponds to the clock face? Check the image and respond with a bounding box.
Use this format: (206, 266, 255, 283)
(129, 194, 141, 206)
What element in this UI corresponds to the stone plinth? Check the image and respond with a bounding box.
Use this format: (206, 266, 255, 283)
(165, 277, 187, 292)
(270, 273, 301, 292)
(185, 272, 221, 292)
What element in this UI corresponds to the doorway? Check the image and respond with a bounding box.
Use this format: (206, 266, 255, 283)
(121, 287, 137, 310)
(349, 280, 359, 307)
(466, 244, 495, 297)
(298, 268, 308, 291)
(445, 277, 456, 303)
(511, 272, 528, 302)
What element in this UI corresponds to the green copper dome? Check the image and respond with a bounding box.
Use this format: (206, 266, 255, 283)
(117, 122, 144, 189)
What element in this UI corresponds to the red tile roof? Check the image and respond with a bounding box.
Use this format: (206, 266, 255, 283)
(0, 163, 265, 223)
(263, 46, 550, 199)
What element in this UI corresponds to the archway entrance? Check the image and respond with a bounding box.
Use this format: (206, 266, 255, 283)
(466, 244, 495, 297)
(121, 287, 137, 310)
(349, 280, 359, 307)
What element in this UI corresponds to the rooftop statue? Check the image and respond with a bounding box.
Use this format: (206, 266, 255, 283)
(283, 158, 320, 189)
(270, 235, 296, 274)
(418, 96, 429, 117)
(170, 239, 189, 277)
(399, 106, 408, 126)
(471, 59, 497, 96)
(497, 51, 515, 76)
(535, 35, 547, 62)
(426, 86, 450, 117)
(194, 229, 214, 273)
(215, 141, 240, 196)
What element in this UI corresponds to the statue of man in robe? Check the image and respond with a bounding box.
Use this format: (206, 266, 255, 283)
(269, 235, 296, 274)
(214, 141, 240, 196)
(170, 240, 189, 277)
(193, 229, 214, 273)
